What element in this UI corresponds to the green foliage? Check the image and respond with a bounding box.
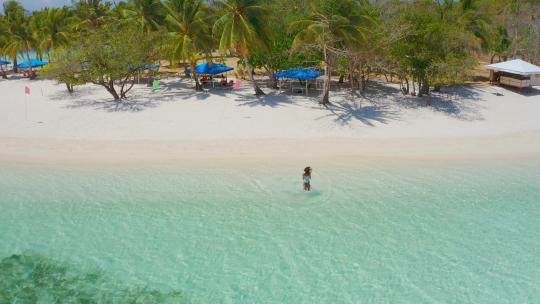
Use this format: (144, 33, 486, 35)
(290, 0, 371, 103)
(213, 0, 271, 95)
(47, 21, 162, 99)
(162, 0, 214, 90)
(163, 0, 213, 63)
(1, 0, 37, 75)
(42, 46, 86, 92)
(121, 0, 166, 32)
(384, 0, 479, 95)
(2, 0, 540, 99)
(30, 7, 73, 54)
(248, 0, 319, 75)
(212, 0, 271, 57)
(0, 253, 185, 303)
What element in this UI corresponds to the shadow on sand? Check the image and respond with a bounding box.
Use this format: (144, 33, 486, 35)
(47, 78, 487, 122)
(318, 102, 400, 126)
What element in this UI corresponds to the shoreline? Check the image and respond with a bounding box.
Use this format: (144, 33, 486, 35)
(2, 79, 540, 169)
(2, 131, 540, 168)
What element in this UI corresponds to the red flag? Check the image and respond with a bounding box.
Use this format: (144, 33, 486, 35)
(24, 86, 31, 95)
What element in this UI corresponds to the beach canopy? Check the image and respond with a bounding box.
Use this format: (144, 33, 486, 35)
(0, 60, 10, 65)
(274, 67, 321, 80)
(128, 63, 160, 71)
(194, 62, 233, 75)
(16, 59, 48, 69)
(486, 59, 540, 76)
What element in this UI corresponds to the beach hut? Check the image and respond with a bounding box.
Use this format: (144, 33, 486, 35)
(486, 59, 540, 89)
(274, 67, 322, 95)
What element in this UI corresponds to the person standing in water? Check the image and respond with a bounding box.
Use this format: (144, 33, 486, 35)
(303, 167, 312, 191)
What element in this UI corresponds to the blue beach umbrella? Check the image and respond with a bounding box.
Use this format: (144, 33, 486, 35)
(194, 62, 234, 75)
(274, 67, 322, 94)
(0, 60, 10, 65)
(17, 59, 48, 69)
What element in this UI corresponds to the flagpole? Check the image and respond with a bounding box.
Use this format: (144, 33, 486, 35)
(24, 92, 28, 121)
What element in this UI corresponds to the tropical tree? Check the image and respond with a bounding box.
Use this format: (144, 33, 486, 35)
(48, 22, 162, 100)
(247, 0, 316, 89)
(163, 0, 214, 91)
(213, 0, 271, 96)
(2, 0, 39, 78)
(122, 0, 165, 32)
(291, 0, 368, 104)
(30, 7, 72, 60)
(43, 47, 85, 93)
(2, 0, 24, 73)
(384, 0, 479, 96)
(72, 0, 112, 31)
(0, 15, 9, 78)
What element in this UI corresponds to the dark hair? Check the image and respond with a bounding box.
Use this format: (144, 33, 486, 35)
(304, 167, 312, 175)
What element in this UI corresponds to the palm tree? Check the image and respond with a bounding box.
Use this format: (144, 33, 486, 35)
(72, 0, 111, 31)
(163, 0, 214, 91)
(2, 0, 24, 73)
(0, 15, 9, 78)
(31, 7, 72, 60)
(3, 0, 38, 78)
(213, 0, 270, 96)
(122, 0, 165, 32)
(291, 0, 367, 104)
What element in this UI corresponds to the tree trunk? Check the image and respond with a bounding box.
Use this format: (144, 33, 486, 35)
(350, 75, 356, 97)
(338, 74, 344, 83)
(418, 77, 429, 97)
(320, 46, 331, 105)
(193, 70, 203, 91)
(490, 53, 497, 64)
(0, 64, 7, 79)
(401, 76, 410, 95)
(264, 67, 278, 89)
(242, 54, 265, 96)
(66, 83, 74, 93)
(25, 49, 35, 79)
(101, 81, 120, 100)
(13, 57, 18, 73)
(121, 78, 136, 98)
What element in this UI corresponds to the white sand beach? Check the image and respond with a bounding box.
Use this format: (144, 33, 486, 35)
(1, 78, 540, 166)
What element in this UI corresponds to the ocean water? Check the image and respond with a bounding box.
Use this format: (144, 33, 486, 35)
(1, 50, 46, 64)
(1, 161, 539, 303)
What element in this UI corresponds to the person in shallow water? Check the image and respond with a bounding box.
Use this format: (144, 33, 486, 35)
(303, 167, 312, 191)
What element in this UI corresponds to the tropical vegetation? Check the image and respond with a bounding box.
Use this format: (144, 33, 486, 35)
(0, 0, 539, 102)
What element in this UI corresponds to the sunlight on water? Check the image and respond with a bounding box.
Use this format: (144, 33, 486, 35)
(1, 161, 539, 303)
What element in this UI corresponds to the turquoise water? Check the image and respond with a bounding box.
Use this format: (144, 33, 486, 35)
(1, 50, 46, 63)
(1, 161, 540, 303)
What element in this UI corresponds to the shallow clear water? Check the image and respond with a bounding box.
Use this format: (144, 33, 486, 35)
(1, 161, 540, 303)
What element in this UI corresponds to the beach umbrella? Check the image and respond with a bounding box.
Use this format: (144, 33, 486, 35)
(0, 60, 10, 65)
(16, 59, 48, 69)
(194, 62, 234, 75)
(274, 67, 322, 95)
